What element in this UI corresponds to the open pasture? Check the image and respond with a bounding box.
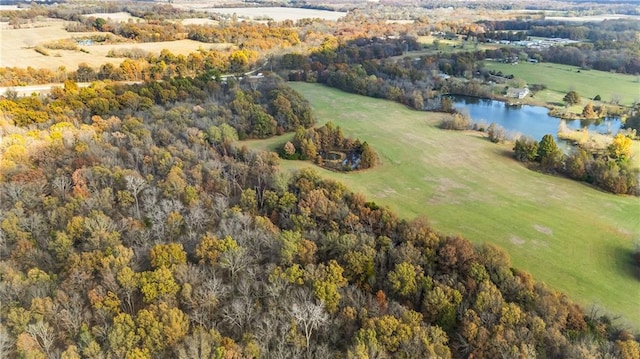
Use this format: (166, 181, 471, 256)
(483, 61, 639, 107)
(244, 82, 640, 330)
(403, 36, 501, 58)
(0, 19, 227, 70)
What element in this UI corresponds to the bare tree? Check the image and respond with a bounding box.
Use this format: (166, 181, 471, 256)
(55, 291, 87, 338)
(0, 324, 12, 359)
(25, 212, 47, 248)
(610, 93, 622, 105)
(190, 276, 227, 329)
(290, 295, 329, 350)
(218, 247, 249, 280)
(84, 211, 117, 235)
(184, 203, 208, 241)
(51, 176, 72, 200)
(221, 296, 256, 336)
(26, 321, 56, 357)
(125, 175, 147, 219)
(3, 182, 25, 203)
(175, 327, 217, 359)
(0, 227, 6, 259)
(254, 314, 293, 358)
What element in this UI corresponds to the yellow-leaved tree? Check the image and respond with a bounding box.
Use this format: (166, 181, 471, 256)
(608, 133, 633, 162)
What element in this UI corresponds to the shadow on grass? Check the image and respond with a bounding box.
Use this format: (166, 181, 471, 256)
(496, 147, 516, 159)
(612, 245, 640, 281)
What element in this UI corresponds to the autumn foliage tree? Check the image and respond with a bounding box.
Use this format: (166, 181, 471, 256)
(582, 102, 597, 119)
(563, 90, 581, 106)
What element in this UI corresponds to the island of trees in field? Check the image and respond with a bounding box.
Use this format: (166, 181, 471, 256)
(281, 122, 377, 171)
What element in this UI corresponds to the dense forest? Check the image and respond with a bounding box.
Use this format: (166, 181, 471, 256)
(1, 73, 639, 358)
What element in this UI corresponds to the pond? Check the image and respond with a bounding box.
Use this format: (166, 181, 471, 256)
(451, 96, 622, 142)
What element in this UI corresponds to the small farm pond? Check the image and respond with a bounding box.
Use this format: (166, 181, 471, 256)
(451, 96, 622, 141)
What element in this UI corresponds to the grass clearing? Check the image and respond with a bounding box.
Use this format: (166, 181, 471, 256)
(243, 82, 640, 331)
(483, 61, 640, 107)
(408, 36, 500, 57)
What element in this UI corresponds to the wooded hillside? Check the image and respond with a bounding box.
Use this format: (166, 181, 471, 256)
(0, 75, 638, 358)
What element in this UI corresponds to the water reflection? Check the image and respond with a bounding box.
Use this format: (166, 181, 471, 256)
(451, 96, 622, 142)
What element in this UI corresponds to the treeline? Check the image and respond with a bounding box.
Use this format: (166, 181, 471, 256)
(513, 134, 639, 195)
(66, 17, 301, 50)
(416, 0, 640, 12)
(475, 19, 640, 74)
(535, 45, 640, 74)
(1, 73, 638, 358)
(0, 75, 313, 141)
(187, 23, 300, 51)
(0, 22, 304, 87)
(282, 122, 377, 171)
(277, 33, 637, 118)
(481, 30, 528, 42)
(0, 46, 259, 87)
(479, 19, 640, 43)
(312, 36, 421, 65)
(0, 2, 207, 24)
(1, 7, 303, 87)
(278, 37, 495, 111)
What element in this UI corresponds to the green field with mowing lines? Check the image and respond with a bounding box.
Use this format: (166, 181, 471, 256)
(243, 83, 640, 331)
(483, 61, 640, 107)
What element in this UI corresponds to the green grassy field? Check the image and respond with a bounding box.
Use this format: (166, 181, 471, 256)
(243, 83, 640, 331)
(483, 61, 640, 107)
(391, 37, 499, 59)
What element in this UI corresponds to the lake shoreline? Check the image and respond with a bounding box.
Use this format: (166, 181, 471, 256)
(449, 94, 622, 143)
(447, 93, 616, 123)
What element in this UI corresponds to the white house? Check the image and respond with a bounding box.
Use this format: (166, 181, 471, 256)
(506, 87, 530, 99)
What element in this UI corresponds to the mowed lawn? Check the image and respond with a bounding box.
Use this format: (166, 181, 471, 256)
(483, 61, 640, 107)
(244, 82, 640, 330)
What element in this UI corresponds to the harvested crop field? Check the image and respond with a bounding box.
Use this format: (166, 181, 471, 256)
(545, 14, 640, 22)
(178, 18, 220, 26)
(172, 5, 347, 21)
(81, 12, 143, 22)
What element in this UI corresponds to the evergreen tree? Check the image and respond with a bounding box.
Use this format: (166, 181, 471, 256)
(537, 134, 563, 170)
